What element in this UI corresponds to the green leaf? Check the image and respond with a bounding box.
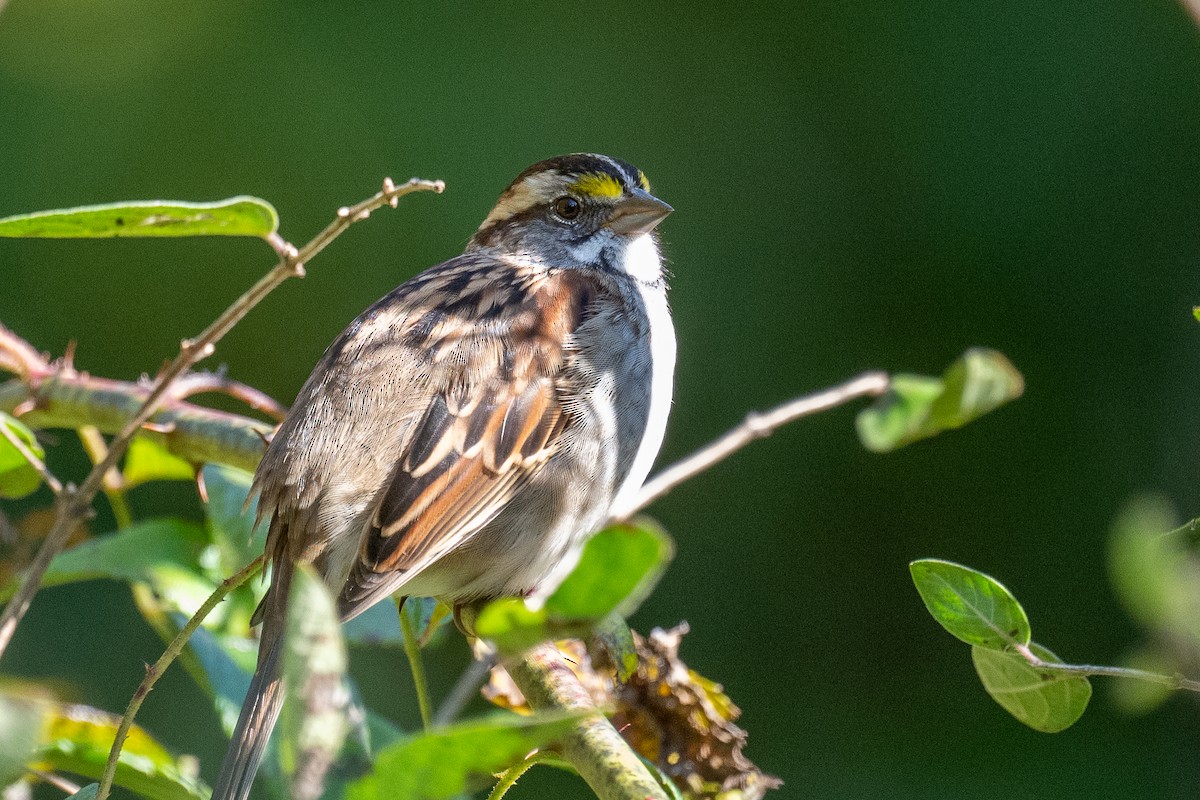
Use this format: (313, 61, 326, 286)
(123, 436, 196, 488)
(0, 518, 208, 602)
(69, 785, 100, 799)
(910, 559, 1030, 649)
(857, 348, 1024, 452)
(345, 712, 582, 800)
(38, 703, 209, 800)
(0, 412, 44, 499)
(474, 521, 673, 655)
(971, 642, 1092, 733)
(279, 565, 350, 800)
(546, 520, 673, 620)
(202, 464, 264, 574)
(0, 196, 278, 238)
(0, 687, 49, 785)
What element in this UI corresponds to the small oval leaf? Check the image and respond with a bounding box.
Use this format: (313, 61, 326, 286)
(910, 559, 1031, 649)
(857, 348, 1023, 453)
(345, 712, 582, 800)
(0, 197, 278, 238)
(474, 520, 674, 655)
(39, 703, 209, 800)
(971, 642, 1092, 733)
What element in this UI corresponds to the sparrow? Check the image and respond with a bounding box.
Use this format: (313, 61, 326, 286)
(212, 153, 675, 800)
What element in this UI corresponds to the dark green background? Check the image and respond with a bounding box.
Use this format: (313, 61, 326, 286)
(4, 1, 1200, 797)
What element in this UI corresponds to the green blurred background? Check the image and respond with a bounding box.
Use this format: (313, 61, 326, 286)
(3, 1, 1200, 797)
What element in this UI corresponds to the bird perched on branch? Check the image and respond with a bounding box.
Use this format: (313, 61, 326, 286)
(213, 153, 676, 800)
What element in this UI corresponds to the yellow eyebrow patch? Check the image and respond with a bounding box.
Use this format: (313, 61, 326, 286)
(637, 170, 651, 192)
(570, 172, 624, 199)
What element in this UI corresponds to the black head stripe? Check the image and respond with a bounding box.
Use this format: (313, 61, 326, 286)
(507, 153, 642, 194)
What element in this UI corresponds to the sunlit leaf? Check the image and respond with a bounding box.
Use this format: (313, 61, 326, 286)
(547, 520, 673, 620)
(0, 197, 278, 238)
(910, 559, 1030, 649)
(37, 703, 208, 800)
(857, 348, 1023, 452)
(123, 436, 196, 488)
(0, 518, 207, 602)
(971, 642, 1091, 733)
(345, 712, 581, 800)
(279, 565, 350, 800)
(0, 411, 44, 499)
(475, 521, 673, 655)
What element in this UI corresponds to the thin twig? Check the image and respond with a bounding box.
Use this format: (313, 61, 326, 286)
(0, 418, 62, 495)
(1012, 642, 1200, 692)
(0, 322, 50, 381)
(0, 176, 443, 661)
(1181, 0, 1200, 30)
(433, 654, 493, 727)
(612, 371, 890, 520)
(96, 555, 266, 800)
(26, 768, 81, 796)
(166, 370, 288, 422)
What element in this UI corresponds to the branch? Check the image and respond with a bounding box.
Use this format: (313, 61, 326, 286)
(612, 370, 890, 520)
(505, 643, 669, 800)
(0, 177, 444, 660)
(0, 373, 273, 474)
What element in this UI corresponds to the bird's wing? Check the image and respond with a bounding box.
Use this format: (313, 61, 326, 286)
(335, 264, 601, 617)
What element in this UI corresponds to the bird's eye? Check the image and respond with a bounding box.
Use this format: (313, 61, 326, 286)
(552, 196, 582, 220)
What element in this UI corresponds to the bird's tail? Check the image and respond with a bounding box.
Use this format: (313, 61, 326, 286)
(212, 565, 291, 800)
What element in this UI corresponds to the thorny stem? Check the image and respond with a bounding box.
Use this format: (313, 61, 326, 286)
(613, 370, 890, 521)
(1012, 642, 1200, 692)
(486, 750, 562, 800)
(0, 177, 443, 660)
(96, 555, 266, 800)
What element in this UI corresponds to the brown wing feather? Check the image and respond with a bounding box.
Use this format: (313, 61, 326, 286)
(338, 376, 565, 616)
(336, 269, 596, 618)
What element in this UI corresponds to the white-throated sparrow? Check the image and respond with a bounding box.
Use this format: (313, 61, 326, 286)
(213, 153, 675, 800)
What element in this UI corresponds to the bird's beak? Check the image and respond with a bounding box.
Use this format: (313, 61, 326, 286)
(607, 188, 673, 236)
